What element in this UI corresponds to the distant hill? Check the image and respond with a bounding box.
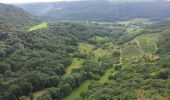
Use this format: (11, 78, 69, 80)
(0, 3, 39, 29)
(17, 0, 170, 22)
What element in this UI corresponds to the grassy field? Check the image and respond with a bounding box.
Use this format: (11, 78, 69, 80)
(122, 43, 140, 58)
(63, 67, 115, 100)
(65, 58, 84, 74)
(24, 90, 45, 100)
(27, 22, 48, 31)
(63, 80, 92, 100)
(121, 31, 160, 64)
(91, 36, 109, 41)
(136, 33, 160, 54)
(98, 68, 115, 84)
(78, 42, 95, 54)
(117, 18, 153, 26)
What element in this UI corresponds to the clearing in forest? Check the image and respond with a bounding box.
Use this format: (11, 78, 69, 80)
(78, 42, 95, 54)
(63, 80, 92, 100)
(65, 58, 84, 74)
(122, 43, 140, 58)
(24, 90, 45, 100)
(91, 36, 109, 41)
(135, 33, 160, 54)
(27, 22, 48, 31)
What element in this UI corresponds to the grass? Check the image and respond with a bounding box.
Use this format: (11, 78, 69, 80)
(91, 36, 109, 41)
(63, 67, 115, 100)
(136, 33, 160, 54)
(92, 44, 116, 62)
(63, 80, 92, 100)
(117, 18, 153, 26)
(121, 31, 160, 64)
(122, 43, 140, 58)
(98, 68, 115, 84)
(78, 42, 95, 54)
(24, 90, 45, 100)
(65, 58, 84, 74)
(27, 22, 48, 32)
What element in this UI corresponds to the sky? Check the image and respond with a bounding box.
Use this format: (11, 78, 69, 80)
(0, 0, 79, 4)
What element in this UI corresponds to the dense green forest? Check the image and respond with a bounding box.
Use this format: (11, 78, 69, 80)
(17, 0, 170, 22)
(0, 2, 170, 100)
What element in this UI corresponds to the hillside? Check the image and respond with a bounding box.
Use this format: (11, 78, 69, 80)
(0, 5, 122, 99)
(17, 0, 170, 22)
(0, 3, 39, 29)
(0, 2, 170, 100)
(77, 22, 170, 100)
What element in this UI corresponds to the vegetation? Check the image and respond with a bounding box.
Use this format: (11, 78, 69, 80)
(1, 2, 170, 100)
(0, 5, 121, 99)
(77, 20, 170, 100)
(0, 3, 39, 29)
(18, 0, 170, 22)
(27, 22, 48, 32)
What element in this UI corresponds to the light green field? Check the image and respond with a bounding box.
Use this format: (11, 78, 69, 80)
(93, 48, 111, 61)
(118, 18, 153, 26)
(129, 18, 152, 24)
(79, 42, 95, 54)
(136, 33, 160, 54)
(126, 27, 142, 33)
(93, 46, 115, 62)
(98, 68, 114, 84)
(63, 67, 115, 100)
(91, 36, 109, 41)
(65, 58, 84, 74)
(63, 80, 92, 100)
(122, 43, 140, 58)
(24, 90, 45, 100)
(27, 22, 48, 32)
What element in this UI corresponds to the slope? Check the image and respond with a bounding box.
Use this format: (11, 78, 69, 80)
(17, 0, 170, 22)
(0, 3, 39, 30)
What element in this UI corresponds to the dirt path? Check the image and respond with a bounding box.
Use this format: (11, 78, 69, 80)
(154, 41, 158, 53)
(119, 47, 123, 65)
(135, 39, 144, 54)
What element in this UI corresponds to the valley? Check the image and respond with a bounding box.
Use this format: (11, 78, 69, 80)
(22, 18, 164, 100)
(1, 1, 170, 100)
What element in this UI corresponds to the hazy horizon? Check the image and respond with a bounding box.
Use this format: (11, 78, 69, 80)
(0, 0, 79, 4)
(0, 0, 169, 4)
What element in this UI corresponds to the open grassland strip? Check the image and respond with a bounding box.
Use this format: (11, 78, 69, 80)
(63, 80, 92, 100)
(27, 22, 48, 32)
(63, 67, 115, 100)
(24, 90, 46, 100)
(97, 68, 115, 84)
(65, 58, 84, 75)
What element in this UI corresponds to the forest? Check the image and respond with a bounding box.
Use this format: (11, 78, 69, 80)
(0, 1, 170, 100)
(17, 0, 170, 22)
